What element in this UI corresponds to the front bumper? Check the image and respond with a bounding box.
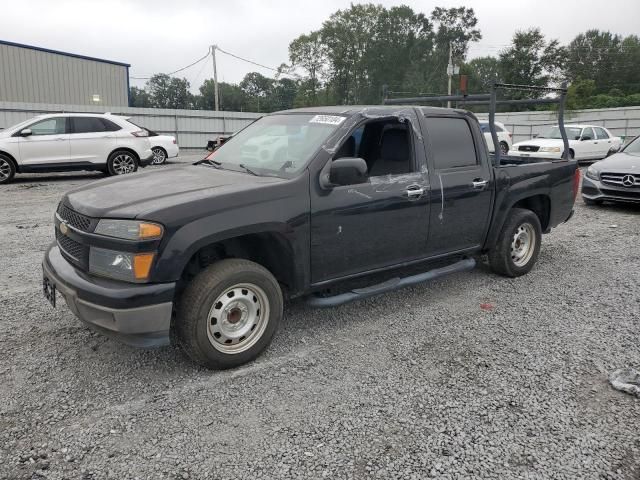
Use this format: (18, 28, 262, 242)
(509, 150, 561, 160)
(582, 176, 640, 203)
(43, 244, 175, 347)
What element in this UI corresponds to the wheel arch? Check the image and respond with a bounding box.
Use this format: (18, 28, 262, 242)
(108, 147, 140, 162)
(0, 150, 19, 172)
(173, 228, 301, 299)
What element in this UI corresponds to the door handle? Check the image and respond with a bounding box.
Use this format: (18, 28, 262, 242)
(472, 179, 488, 189)
(406, 187, 425, 198)
(56, 138, 66, 141)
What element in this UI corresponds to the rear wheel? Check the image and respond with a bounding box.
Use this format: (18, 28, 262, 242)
(499, 141, 509, 155)
(151, 147, 167, 165)
(107, 150, 138, 176)
(0, 155, 16, 184)
(489, 208, 542, 277)
(176, 259, 283, 369)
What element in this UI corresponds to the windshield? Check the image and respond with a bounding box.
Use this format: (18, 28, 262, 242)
(623, 136, 640, 155)
(539, 126, 582, 140)
(203, 114, 343, 177)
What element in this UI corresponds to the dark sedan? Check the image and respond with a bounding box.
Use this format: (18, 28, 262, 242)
(582, 135, 640, 205)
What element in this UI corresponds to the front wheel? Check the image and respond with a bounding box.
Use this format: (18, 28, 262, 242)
(107, 150, 138, 176)
(176, 259, 283, 369)
(489, 208, 542, 277)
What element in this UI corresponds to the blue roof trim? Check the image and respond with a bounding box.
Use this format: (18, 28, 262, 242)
(0, 39, 130, 67)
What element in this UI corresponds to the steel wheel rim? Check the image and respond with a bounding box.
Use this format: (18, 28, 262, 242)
(152, 148, 166, 164)
(0, 158, 11, 180)
(112, 154, 135, 174)
(511, 222, 536, 267)
(207, 283, 270, 354)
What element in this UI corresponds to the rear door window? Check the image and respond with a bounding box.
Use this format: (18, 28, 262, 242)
(100, 118, 122, 132)
(595, 127, 609, 139)
(427, 117, 478, 169)
(72, 117, 108, 134)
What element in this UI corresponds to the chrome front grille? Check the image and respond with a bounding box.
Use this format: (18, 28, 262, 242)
(517, 145, 540, 152)
(57, 203, 93, 232)
(600, 172, 640, 188)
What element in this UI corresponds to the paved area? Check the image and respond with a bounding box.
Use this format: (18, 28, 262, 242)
(0, 163, 639, 479)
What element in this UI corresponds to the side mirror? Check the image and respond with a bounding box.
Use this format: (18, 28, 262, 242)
(581, 135, 592, 141)
(321, 157, 368, 188)
(19, 128, 32, 137)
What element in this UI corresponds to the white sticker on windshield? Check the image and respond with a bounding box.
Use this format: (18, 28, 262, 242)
(309, 115, 346, 125)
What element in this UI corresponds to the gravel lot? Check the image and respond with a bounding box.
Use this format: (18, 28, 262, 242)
(1, 157, 639, 480)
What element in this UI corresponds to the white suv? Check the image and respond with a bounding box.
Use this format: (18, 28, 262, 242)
(0, 113, 154, 184)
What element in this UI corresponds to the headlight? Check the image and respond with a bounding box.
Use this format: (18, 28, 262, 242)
(540, 146, 561, 153)
(94, 219, 163, 241)
(89, 247, 155, 282)
(585, 166, 599, 181)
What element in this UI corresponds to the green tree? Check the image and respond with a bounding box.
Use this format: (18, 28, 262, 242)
(499, 28, 564, 98)
(198, 79, 245, 111)
(288, 31, 327, 103)
(565, 30, 623, 94)
(239, 72, 274, 112)
(146, 74, 193, 109)
(463, 56, 501, 93)
(129, 86, 151, 107)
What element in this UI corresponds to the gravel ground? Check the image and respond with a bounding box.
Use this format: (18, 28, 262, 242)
(1, 159, 639, 480)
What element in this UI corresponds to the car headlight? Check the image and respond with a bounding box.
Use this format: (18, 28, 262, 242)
(539, 146, 561, 153)
(94, 219, 163, 240)
(585, 166, 599, 181)
(89, 247, 155, 282)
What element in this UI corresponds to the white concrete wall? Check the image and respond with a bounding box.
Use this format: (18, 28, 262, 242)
(476, 106, 640, 144)
(0, 101, 261, 149)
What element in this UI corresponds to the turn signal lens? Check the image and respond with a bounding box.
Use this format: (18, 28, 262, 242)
(139, 223, 163, 239)
(133, 253, 155, 280)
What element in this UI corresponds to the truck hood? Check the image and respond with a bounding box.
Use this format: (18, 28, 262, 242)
(63, 164, 285, 219)
(591, 151, 640, 172)
(513, 138, 576, 148)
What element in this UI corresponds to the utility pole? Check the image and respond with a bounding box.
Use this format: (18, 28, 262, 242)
(211, 45, 220, 111)
(447, 42, 453, 108)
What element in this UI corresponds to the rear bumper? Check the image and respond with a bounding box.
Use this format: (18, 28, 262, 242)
(509, 150, 561, 160)
(582, 176, 640, 203)
(43, 244, 175, 347)
(139, 149, 155, 168)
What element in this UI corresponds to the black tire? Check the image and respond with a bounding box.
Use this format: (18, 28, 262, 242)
(583, 197, 603, 206)
(0, 154, 16, 184)
(499, 141, 509, 155)
(176, 259, 283, 369)
(151, 147, 167, 165)
(489, 208, 542, 278)
(107, 150, 138, 176)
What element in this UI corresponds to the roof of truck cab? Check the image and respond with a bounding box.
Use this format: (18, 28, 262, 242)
(273, 105, 467, 116)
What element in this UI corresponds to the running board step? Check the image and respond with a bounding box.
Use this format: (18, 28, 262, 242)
(306, 258, 476, 308)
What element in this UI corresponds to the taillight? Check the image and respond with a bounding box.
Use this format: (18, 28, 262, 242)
(508, 132, 513, 138)
(572, 168, 581, 201)
(131, 130, 149, 137)
(173, 139, 177, 144)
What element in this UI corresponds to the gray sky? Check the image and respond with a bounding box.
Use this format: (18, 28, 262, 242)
(3, 0, 639, 91)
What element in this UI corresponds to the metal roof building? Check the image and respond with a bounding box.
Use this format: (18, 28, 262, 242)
(0, 40, 130, 106)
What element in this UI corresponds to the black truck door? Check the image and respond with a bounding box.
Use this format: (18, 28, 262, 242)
(421, 114, 493, 256)
(309, 113, 430, 285)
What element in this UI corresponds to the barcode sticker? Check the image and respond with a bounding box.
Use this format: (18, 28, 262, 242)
(309, 115, 346, 125)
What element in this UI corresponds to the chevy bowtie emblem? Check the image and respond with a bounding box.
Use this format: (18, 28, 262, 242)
(59, 222, 69, 235)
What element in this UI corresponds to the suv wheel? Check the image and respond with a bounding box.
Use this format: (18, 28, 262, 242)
(107, 151, 138, 175)
(176, 259, 283, 369)
(499, 141, 509, 155)
(489, 208, 542, 277)
(0, 155, 16, 184)
(151, 147, 167, 165)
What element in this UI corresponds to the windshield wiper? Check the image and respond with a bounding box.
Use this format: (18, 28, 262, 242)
(279, 160, 294, 172)
(238, 163, 259, 176)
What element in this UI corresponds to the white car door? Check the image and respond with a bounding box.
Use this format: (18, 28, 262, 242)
(69, 117, 116, 165)
(593, 127, 614, 158)
(18, 117, 70, 166)
(578, 127, 598, 159)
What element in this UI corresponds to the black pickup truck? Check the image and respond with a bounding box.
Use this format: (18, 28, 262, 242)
(43, 101, 579, 369)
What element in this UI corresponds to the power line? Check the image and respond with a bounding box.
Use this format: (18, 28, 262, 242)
(130, 50, 211, 80)
(215, 46, 302, 79)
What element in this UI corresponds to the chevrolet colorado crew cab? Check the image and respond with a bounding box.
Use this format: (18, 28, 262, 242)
(43, 105, 579, 369)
